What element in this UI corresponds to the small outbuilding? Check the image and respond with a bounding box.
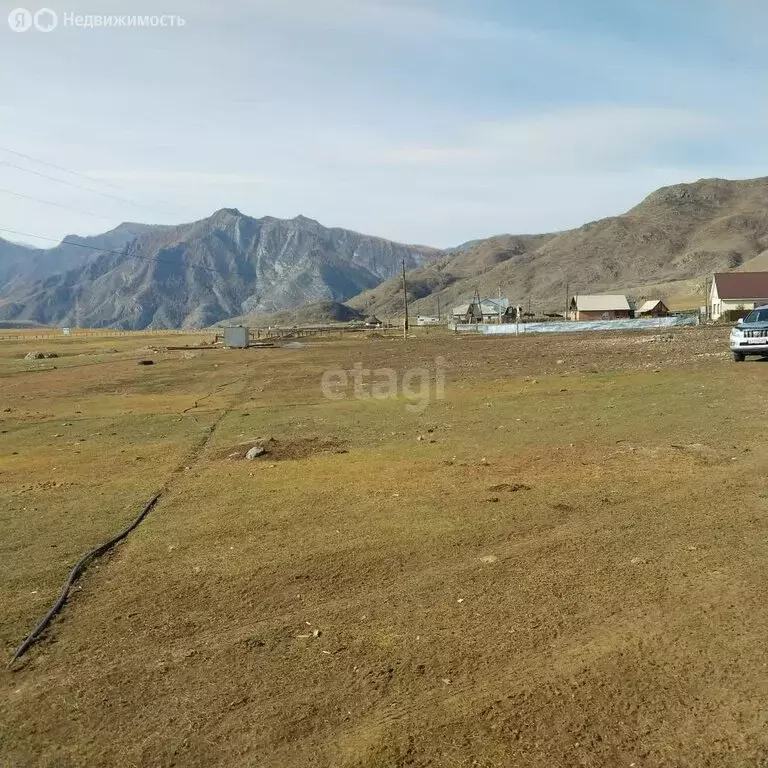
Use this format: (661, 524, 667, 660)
(569, 295, 631, 321)
(223, 326, 249, 348)
(451, 303, 473, 323)
(636, 299, 670, 318)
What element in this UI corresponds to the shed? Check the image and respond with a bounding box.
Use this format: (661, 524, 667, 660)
(636, 299, 670, 318)
(451, 303, 473, 322)
(569, 295, 631, 321)
(223, 326, 249, 348)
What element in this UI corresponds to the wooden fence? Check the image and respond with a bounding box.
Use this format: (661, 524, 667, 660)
(0, 329, 195, 342)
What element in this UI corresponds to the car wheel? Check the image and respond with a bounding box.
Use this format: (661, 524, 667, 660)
(733, 351, 746, 362)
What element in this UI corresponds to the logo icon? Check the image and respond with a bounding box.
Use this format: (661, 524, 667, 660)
(33, 7, 57, 31)
(8, 7, 32, 31)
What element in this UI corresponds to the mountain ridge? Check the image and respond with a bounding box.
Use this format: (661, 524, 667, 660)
(4, 176, 768, 329)
(347, 176, 768, 318)
(0, 210, 440, 329)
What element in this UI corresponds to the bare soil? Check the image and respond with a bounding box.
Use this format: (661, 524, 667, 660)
(216, 437, 349, 462)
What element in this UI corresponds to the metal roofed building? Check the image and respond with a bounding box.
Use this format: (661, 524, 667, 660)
(636, 299, 670, 317)
(710, 272, 768, 320)
(569, 295, 631, 321)
(452, 297, 513, 324)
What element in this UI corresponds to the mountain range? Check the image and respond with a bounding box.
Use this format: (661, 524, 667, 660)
(349, 176, 768, 319)
(3, 176, 768, 329)
(0, 210, 438, 329)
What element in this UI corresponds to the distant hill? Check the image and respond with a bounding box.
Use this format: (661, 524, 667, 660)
(222, 300, 366, 328)
(0, 223, 160, 296)
(348, 177, 768, 317)
(0, 210, 440, 329)
(0, 321, 46, 329)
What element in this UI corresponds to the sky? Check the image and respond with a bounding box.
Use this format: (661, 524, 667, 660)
(1, 0, 768, 248)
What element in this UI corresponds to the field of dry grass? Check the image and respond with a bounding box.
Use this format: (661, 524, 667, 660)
(2, 325, 768, 767)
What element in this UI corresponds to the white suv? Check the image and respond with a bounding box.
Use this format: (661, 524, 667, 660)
(730, 305, 768, 361)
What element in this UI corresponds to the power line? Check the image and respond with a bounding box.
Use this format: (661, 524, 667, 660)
(0, 146, 128, 190)
(0, 159, 173, 213)
(0, 188, 115, 221)
(0, 225, 223, 277)
(0, 145, 184, 214)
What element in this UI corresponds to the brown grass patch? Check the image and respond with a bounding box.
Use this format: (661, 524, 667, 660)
(5, 326, 768, 768)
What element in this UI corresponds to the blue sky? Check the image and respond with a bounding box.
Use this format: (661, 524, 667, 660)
(1, 0, 767, 247)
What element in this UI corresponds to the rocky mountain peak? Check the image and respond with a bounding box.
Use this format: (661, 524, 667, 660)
(0, 210, 441, 329)
(207, 208, 245, 226)
(291, 214, 319, 225)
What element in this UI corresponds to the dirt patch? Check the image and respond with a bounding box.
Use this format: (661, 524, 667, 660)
(136, 346, 166, 354)
(669, 442, 729, 462)
(618, 442, 733, 465)
(217, 436, 349, 462)
(487, 482, 532, 492)
(14, 481, 78, 494)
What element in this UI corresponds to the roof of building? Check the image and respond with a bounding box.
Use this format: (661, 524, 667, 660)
(478, 298, 510, 313)
(572, 294, 631, 311)
(713, 272, 768, 300)
(637, 299, 667, 314)
(451, 298, 511, 315)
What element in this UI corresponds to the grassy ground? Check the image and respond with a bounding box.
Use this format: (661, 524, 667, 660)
(2, 326, 768, 767)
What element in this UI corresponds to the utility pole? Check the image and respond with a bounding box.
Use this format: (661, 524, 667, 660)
(402, 259, 409, 339)
(704, 275, 710, 321)
(437, 295, 441, 322)
(565, 282, 570, 321)
(472, 286, 482, 324)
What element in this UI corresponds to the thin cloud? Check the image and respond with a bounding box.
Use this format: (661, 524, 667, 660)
(247, 0, 545, 43)
(377, 106, 714, 173)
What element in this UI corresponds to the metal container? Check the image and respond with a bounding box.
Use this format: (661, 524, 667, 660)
(223, 326, 249, 348)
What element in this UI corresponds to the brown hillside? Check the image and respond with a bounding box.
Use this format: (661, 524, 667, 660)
(348, 176, 768, 317)
(222, 300, 366, 327)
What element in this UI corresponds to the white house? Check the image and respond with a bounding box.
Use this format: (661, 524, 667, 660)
(416, 316, 442, 326)
(710, 273, 768, 320)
